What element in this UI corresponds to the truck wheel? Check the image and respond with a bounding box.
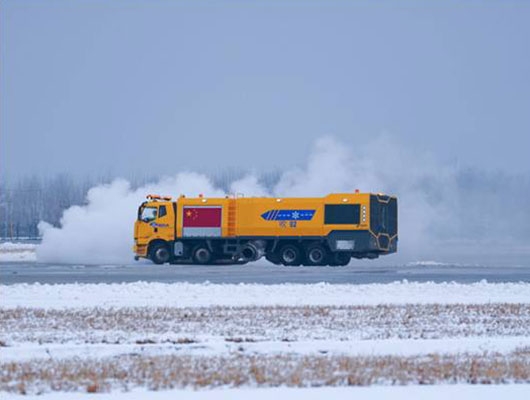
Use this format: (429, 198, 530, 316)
(265, 252, 282, 265)
(279, 244, 301, 266)
(192, 245, 212, 264)
(330, 252, 351, 266)
(305, 245, 328, 266)
(150, 243, 170, 265)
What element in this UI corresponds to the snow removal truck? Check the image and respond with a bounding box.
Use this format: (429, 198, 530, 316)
(133, 192, 397, 266)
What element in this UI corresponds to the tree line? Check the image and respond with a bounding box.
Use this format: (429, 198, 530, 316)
(0, 175, 93, 239)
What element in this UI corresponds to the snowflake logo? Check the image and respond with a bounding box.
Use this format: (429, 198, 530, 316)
(291, 211, 300, 220)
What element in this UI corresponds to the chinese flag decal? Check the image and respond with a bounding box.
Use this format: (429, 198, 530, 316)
(183, 207, 222, 228)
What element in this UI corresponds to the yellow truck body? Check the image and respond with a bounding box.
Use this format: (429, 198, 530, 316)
(134, 192, 397, 266)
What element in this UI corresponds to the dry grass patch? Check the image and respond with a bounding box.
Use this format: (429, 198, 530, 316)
(1, 348, 530, 394)
(2, 303, 530, 344)
(225, 337, 257, 343)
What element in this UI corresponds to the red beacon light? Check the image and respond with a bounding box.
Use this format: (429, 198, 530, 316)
(354, 189, 360, 194)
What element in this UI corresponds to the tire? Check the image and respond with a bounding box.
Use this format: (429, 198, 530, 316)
(150, 243, 170, 265)
(330, 252, 351, 267)
(265, 252, 282, 265)
(192, 245, 212, 264)
(279, 244, 302, 266)
(305, 245, 328, 266)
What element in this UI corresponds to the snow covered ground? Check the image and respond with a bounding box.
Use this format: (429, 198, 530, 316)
(10, 384, 530, 400)
(1, 281, 530, 397)
(2, 280, 530, 308)
(0, 242, 37, 262)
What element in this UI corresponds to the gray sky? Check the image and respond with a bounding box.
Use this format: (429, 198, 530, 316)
(2, 0, 529, 179)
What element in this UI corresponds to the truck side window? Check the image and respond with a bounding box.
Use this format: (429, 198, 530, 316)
(324, 204, 360, 224)
(159, 205, 167, 218)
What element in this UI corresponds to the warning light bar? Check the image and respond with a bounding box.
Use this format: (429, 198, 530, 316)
(146, 194, 172, 201)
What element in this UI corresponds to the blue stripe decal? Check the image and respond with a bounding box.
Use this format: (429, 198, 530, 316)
(260, 209, 316, 221)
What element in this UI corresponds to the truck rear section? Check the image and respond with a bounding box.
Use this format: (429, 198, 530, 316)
(133, 192, 397, 266)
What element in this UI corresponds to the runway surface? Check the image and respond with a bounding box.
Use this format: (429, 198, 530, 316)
(1, 261, 529, 285)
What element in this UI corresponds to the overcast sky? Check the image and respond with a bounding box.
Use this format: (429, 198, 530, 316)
(2, 0, 529, 179)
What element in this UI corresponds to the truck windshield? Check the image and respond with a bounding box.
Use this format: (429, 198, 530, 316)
(140, 206, 157, 222)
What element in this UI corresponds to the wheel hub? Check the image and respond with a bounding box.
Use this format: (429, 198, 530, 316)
(196, 249, 210, 263)
(283, 250, 296, 263)
(309, 249, 323, 263)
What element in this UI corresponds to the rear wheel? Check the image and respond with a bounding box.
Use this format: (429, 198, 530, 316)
(305, 245, 328, 266)
(279, 244, 302, 266)
(192, 245, 212, 264)
(150, 243, 171, 265)
(329, 252, 351, 266)
(265, 252, 282, 265)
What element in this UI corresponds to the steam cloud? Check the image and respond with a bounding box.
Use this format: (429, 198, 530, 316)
(37, 136, 530, 265)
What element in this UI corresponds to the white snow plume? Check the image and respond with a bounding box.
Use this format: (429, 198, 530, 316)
(37, 173, 224, 264)
(268, 135, 458, 259)
(270, 136, 529, 262)
(273, 136, 368, 196)
(37, 136, 530, 265)
(230, 175, 269, 197)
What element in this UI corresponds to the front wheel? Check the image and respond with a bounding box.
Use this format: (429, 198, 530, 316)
(150, 243, 171, 265)
(192, 245, 212, 264)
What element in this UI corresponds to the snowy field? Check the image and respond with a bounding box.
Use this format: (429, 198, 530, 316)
(6, 385, 530, 400)
(2, 242, 530, 397)
(1, 281, 530, 398)
(2, 280, 530, 308)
